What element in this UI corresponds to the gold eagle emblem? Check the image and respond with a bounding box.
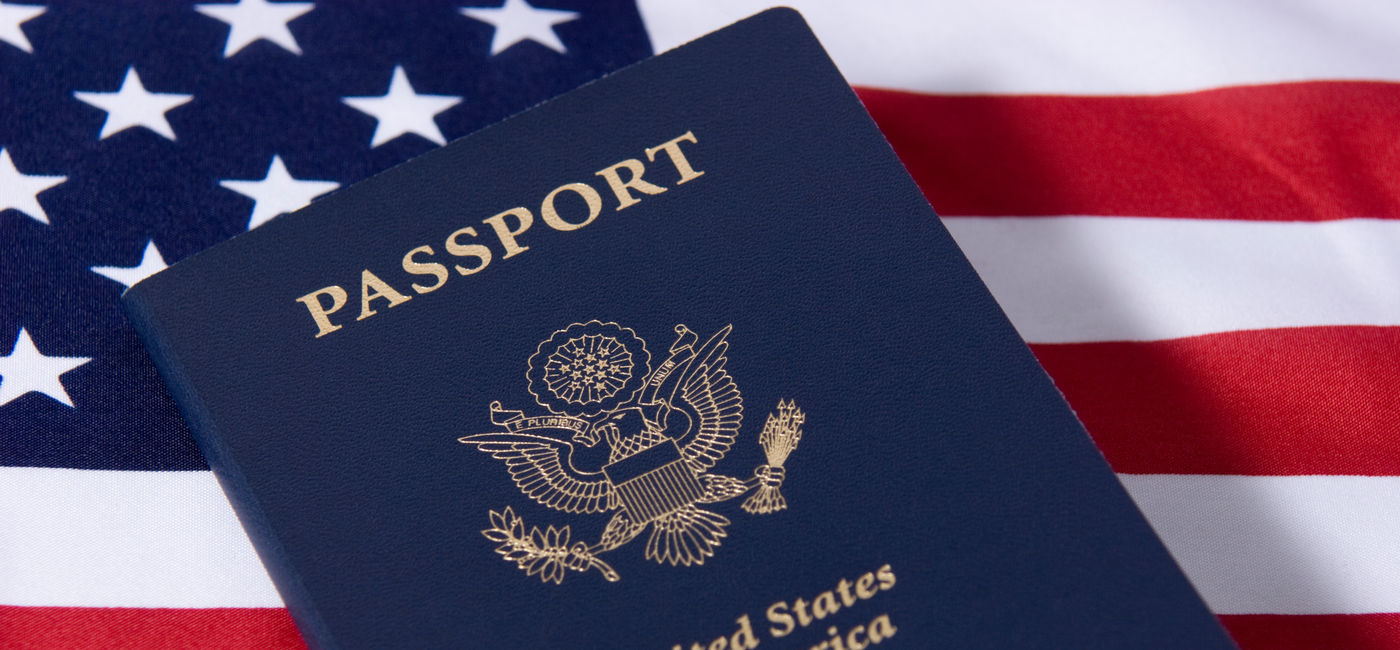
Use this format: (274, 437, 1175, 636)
(459, 321, 805, 584)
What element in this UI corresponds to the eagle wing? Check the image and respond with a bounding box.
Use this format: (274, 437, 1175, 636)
(676, 325, 744, 472)
(458, 432, 616, 514)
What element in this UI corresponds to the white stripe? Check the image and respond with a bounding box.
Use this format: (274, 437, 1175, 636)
(0, 466, 281, 608)
(942, 217, 1400, 343)
(1121, 474, 1400, 615)
(6, 466, 1400, 614)
(637, 0, 1400, 95)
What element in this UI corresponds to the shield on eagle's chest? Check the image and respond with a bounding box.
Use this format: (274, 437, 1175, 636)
(602, 439, 705, 524)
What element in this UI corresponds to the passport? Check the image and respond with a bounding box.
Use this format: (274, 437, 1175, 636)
(122, 9, 1235, 649)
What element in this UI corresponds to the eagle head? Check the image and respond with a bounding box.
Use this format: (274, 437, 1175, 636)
(574, 402, 671, 449)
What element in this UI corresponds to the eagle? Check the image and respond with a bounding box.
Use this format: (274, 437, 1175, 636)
(459, 324, 766, 568)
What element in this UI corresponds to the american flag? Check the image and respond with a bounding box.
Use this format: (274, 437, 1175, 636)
(2, 1, 1396, 648)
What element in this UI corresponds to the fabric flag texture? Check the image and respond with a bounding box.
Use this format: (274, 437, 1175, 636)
(2, 1, 1397, 648)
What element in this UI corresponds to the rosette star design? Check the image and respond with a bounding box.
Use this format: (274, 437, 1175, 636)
(527, 321, 649, 417)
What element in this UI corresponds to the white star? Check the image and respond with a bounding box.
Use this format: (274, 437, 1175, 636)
(0, 328, 90, 408)
(195, 0, 314, 58)
(73, 67, 194, 141)
(0, 2, 44, 53)
(0, 148, 65, 225)
(461, 0, 578, 55)
(219, 155, 339, 229)
(342, 66, 461, 147)
(91, 240, 169, 288)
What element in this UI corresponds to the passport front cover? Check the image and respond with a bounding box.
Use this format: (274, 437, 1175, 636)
(123, 9, 1234, 649)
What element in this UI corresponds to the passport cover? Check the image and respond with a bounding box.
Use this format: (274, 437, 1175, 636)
(123, 9, 1234, 649)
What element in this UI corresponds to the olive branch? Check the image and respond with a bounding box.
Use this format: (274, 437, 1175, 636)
(481, 507, 620, 583)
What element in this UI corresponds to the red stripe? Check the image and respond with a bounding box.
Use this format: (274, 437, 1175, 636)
(1030, 326, 1400, 475)
(856, 82, 1400, 220)
(0, 605, 304, 650)
(1221, 613, 1400, 650)
(5, 605, 1396, 650)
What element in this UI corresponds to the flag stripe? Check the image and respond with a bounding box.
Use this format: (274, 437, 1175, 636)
(943, 217, 1400, 343)
(0, 605, 304, 650)
(9, 606, 1396, 650)
(638, 0, 1400, 94)
(1220, 613, 1400, 650)
(8, 467, 1400, 615)
(1121, 474, 1400, 615)
(1034, 326, 1400, 476)
(2, 608, 1398, 650)
(857, 84, 1400, 221)
(0, 467, 279, 608)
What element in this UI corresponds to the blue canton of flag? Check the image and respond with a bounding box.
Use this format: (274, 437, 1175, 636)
(1, 0, 651, 475)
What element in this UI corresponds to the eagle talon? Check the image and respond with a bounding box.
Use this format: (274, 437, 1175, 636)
(563, 542, 594, 572)
(569, 543, 620, 581)
(754, 464, 785, 488)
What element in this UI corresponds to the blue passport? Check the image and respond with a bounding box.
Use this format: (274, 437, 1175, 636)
(123, 9, 1234, 649)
